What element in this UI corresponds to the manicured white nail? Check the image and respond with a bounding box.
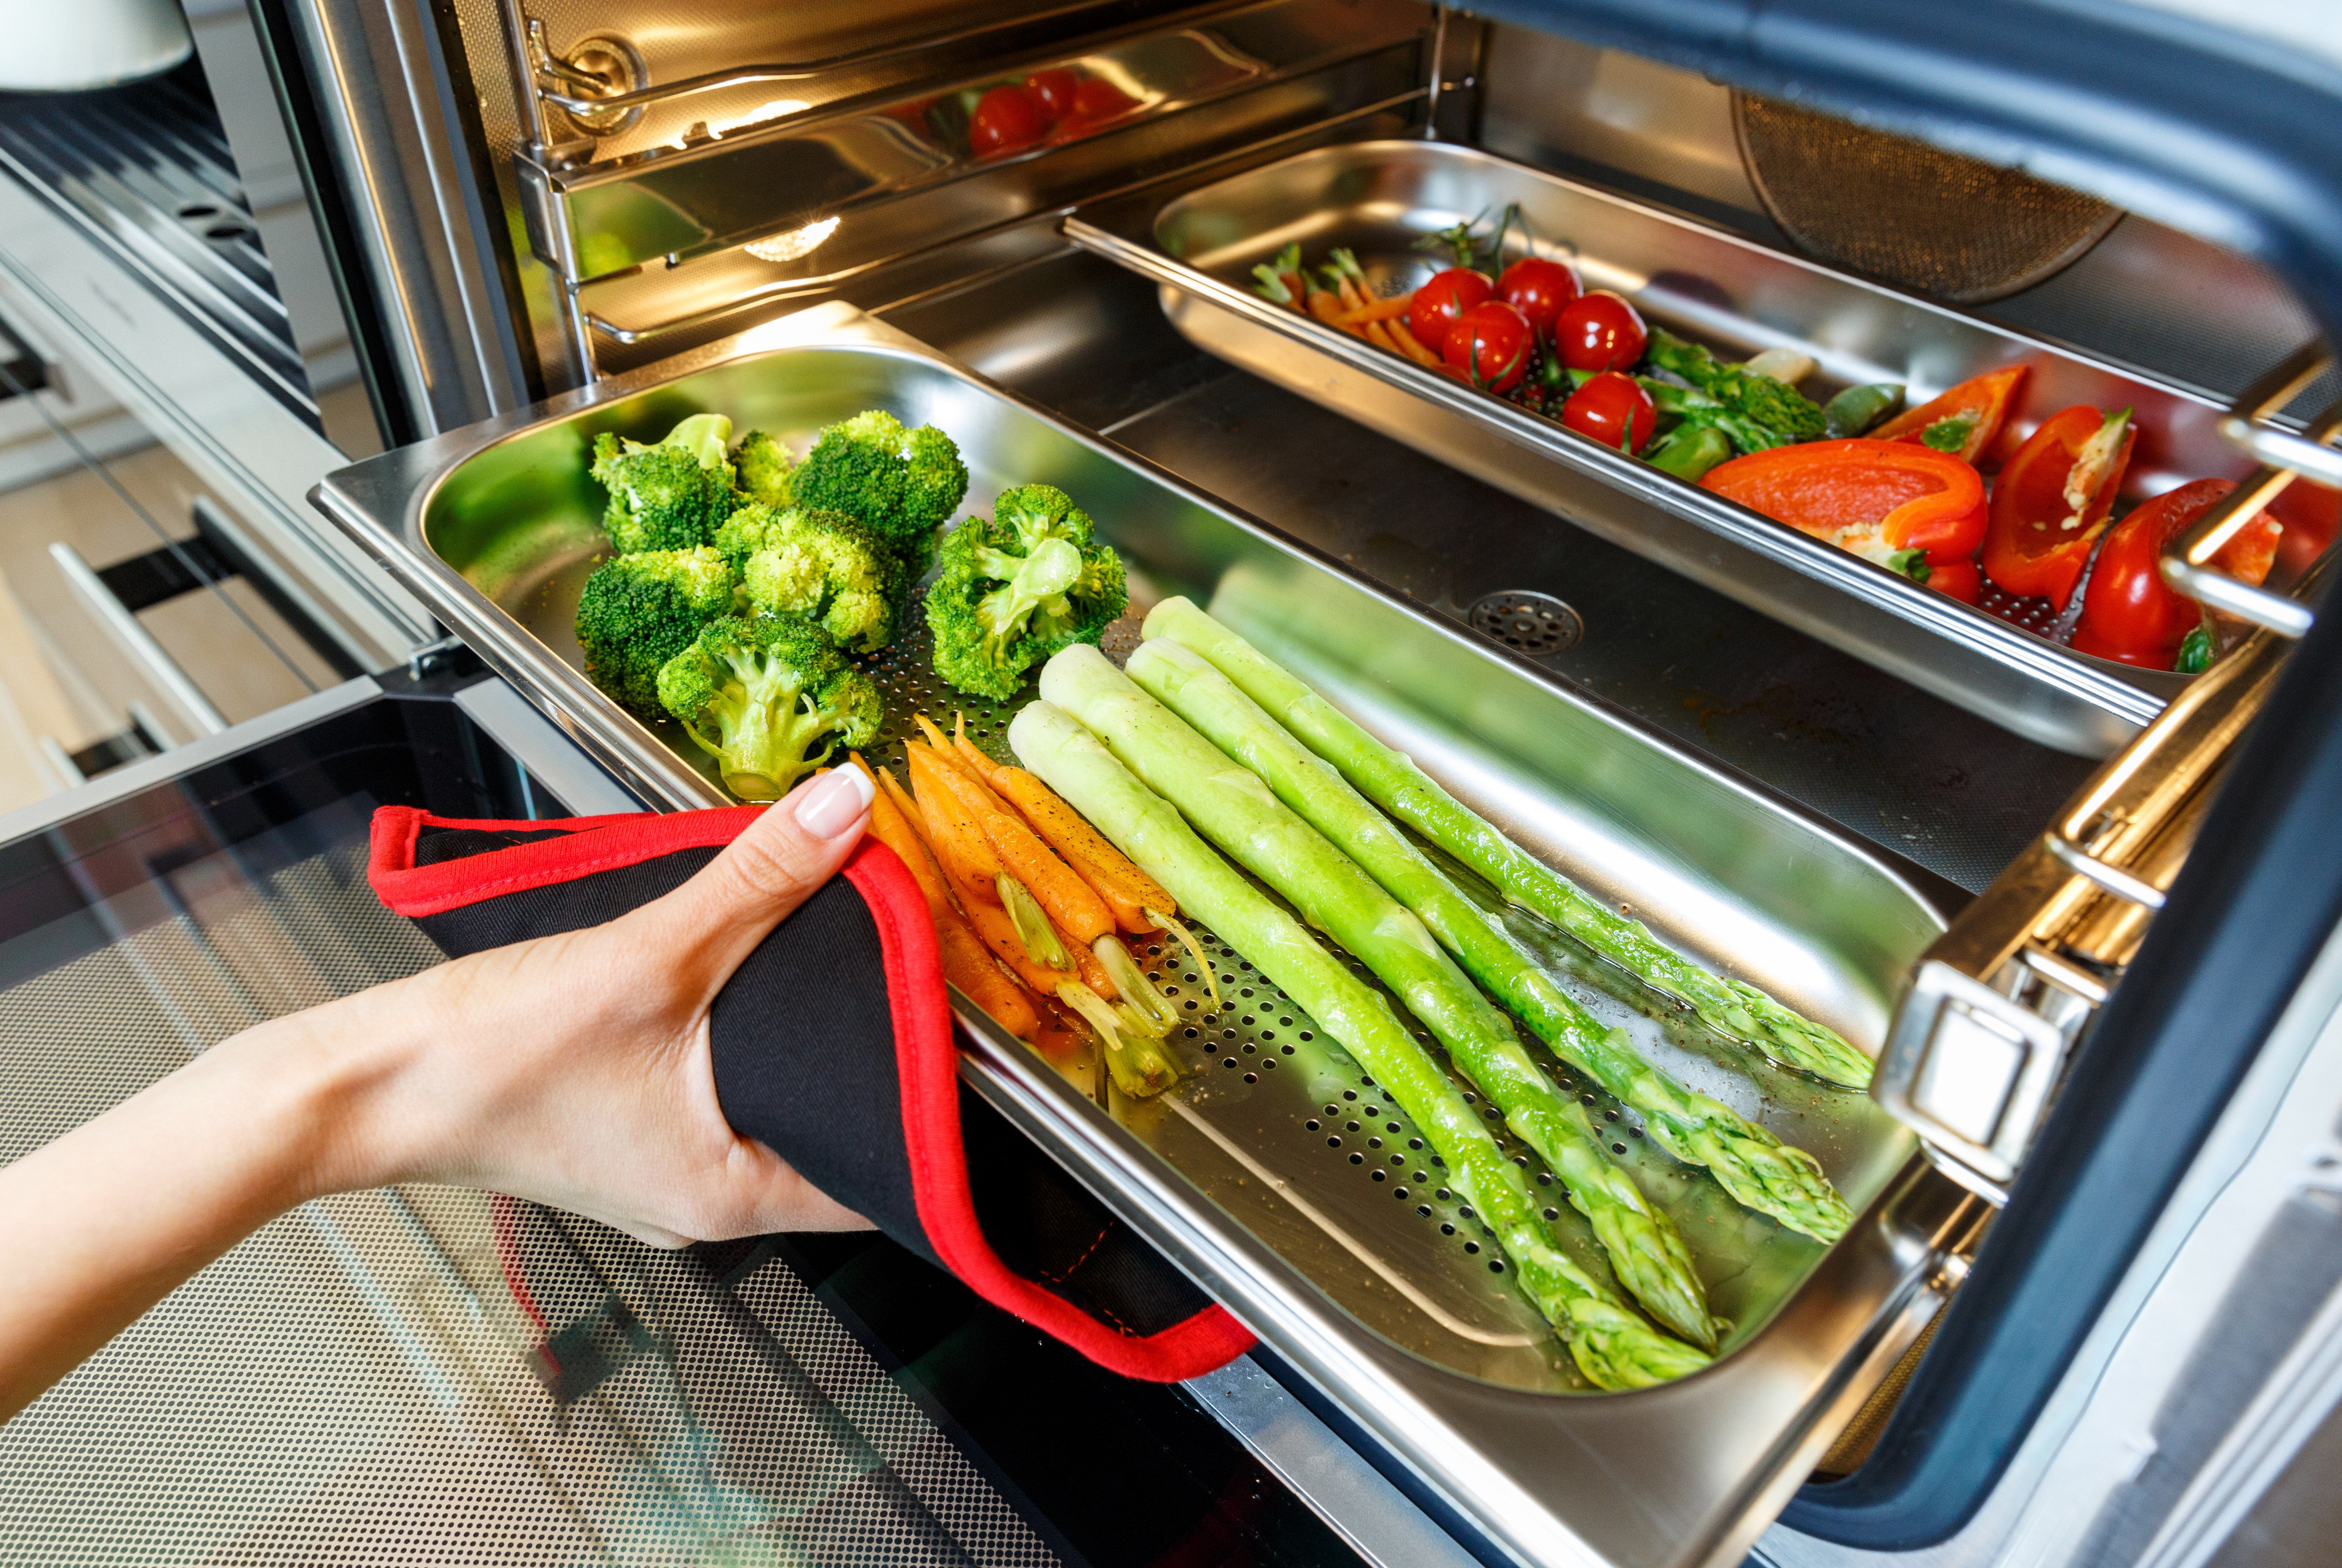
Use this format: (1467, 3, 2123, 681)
(794, 767, 875, 839)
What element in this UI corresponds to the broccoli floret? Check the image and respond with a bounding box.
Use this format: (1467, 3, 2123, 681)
(1644, 329, 1826, 453)
(655, 612, 885, 801)
(733, 505, 896, 652)
(574, 546, 736, 719)
(590, 413, 738, 553)
(926, 483, 1127, 701)
(733, 430, 794, 509)
(790, 410, 969, 582)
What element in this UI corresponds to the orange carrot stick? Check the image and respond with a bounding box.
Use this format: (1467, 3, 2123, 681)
(988, 767, 1170, 932)
(938, 919, 1040, 1039)
(952, 713, 1011, 790)
(916, 737, 1114, 947)
(853, 757, 1043, 1037)
(1307, 288, 1361, 335)
(853, 754, 951, 922)
(1386, 316, 1444, 368)
(961, 886, 1080, 994)
(907, 742, 1003, 903)
(1330, 295, 1416, 325)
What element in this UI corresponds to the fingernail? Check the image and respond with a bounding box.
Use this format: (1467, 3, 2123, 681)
(794, 767, 875, 839)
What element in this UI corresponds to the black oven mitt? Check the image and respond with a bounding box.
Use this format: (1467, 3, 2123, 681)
(367, 802, 1253, 1382)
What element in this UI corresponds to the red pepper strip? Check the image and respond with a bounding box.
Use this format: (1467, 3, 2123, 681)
(2069, 479, 2282, 669)
(1871, 366, 2029, 465)
(1982, 406, 2138, 609)
(1700, 439, 1987, 579)
(1916, 557, 1981, 604)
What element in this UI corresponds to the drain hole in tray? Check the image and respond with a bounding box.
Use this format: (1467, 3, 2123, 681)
(1468, 590, 1583, 656)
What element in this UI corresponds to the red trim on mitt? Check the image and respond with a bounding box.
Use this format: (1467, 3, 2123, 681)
(845, 842, 1256, 1384)
(367, 803, 765, 917)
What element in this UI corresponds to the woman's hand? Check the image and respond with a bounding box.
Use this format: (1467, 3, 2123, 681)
(0, 767, 876, 1419)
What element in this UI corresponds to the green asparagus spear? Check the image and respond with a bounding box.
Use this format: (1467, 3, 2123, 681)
(1129, 636, 1853, 1243)
(1142, 598, 1875, 1089)
(1009, 697, 1710, 1388)
(1044, 646, 1719, 1351)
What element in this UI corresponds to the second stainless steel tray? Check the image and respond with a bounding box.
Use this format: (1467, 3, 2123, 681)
(312, 302, 1965, 1568)
(1064, 138, 2279, 757)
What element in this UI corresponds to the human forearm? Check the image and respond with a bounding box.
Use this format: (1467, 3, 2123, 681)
(0, 1004, 390, 1420)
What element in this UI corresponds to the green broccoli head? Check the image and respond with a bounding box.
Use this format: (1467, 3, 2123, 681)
(655, 612, 885, 801)
(711, 500, 791, 561)
(733, 430, 794, 509)
(790, 410, 969, 581)
(926, 483, 1128, 701)
(574, 546, 737, 719)
(590, 413, 739, 553)
(738, 507, 896, 653)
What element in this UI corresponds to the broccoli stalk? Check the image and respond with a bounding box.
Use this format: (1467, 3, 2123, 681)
(718, 503, 898, 652)
(790, 410, 969, 585)
(655, 614, 884, 801)
(591, 413, 738, 553)
(574, 546, 737, 719)
(927, 483, 1128, 701)
(1642, 329, 1826, 454)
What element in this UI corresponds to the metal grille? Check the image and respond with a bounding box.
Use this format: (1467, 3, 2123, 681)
(1733, 93, 2122, 305)
(0, 68, 320, 427)
(0, 832, 1056, 1567)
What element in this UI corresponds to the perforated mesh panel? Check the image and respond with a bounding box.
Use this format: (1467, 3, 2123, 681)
(0, 834, 1057, 1568)
(1734, 93, 2122, 304)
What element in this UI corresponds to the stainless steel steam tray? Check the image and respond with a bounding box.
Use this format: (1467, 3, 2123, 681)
(1064, 139, 2272, 758)
(311, 303, 1968, 1568)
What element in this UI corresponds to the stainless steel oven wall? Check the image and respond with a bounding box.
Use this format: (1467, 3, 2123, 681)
(416, 0, 1435, 385)
(250, 0, 538, 437)
(1472, 26, 2331, 413)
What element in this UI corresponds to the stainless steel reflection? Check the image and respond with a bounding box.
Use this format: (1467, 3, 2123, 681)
(1063, 139, 2304, 757)
(516, 0, 1430, 289)
(312, 302, 1963, 1568)
(271, 0, 531, 433)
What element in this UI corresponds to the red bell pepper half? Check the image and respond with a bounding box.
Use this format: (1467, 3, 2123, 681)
(1982, 405, 2137, 609)
(1871, 366, 2029, 466)
(1700, 438, 1987, 593)
(2069, 478, 2283, 670)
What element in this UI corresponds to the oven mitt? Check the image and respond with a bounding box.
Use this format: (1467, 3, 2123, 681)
(366, 803, 1253, 1382)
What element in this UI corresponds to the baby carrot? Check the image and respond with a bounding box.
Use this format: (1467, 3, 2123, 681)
(1386, 316, 1444, 368)
(919, 739, 1114, 947)
(988, 766, 1169, 932)
(907, 742, 1004, 903)
(938, 919, 1040, 1040)
(853, 754, 951, 921)
(962, 885, 1085, 995)
(853, 757, 1043, 1037)
(1330, 295, 1416, 325)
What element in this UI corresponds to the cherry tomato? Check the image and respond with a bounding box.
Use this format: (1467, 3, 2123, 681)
(1560, 371, 1657, 453)
(1556, 290, 1648, 373)
(1495, 256, 1580, 339)
(969, 85, 1042, 155)
(1407, 268, 1493, 358)
(1068, 75, 1138, 126)
(1442, 301, 1533, 393)
(1023, 70, 1078, 126)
